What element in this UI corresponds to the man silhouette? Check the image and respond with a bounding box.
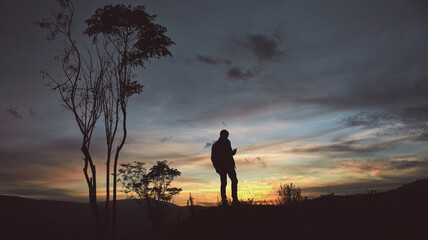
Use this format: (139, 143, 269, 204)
(211, 129, 239, 206)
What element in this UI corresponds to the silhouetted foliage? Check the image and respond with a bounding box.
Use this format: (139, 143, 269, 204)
(37, 1, 174, 239)
(85, 4, 173, 65)
(84, 5, 174, 237)
(118, 160, 182, 235)
(277, 183, 303, 205)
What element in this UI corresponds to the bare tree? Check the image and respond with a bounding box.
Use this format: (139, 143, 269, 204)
(36, 0, 108, 235)
(100, 51, 119, 231)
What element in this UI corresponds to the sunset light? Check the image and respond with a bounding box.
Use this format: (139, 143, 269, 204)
(1, 1, 428, 239)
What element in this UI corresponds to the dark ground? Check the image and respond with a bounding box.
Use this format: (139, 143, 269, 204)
(0, 196, 188, 240)
(172, 179, 428, 240)
(1, 179, 427, 240)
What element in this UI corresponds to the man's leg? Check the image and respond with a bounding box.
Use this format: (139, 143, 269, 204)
(228, 169, 239, 203)
(219, 172, 227, 205)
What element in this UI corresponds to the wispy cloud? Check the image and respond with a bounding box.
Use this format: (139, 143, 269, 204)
(28, 107, 36, 117)
(238, 156, 267, 170)
(160, 135, 173, 143)
(289, 137, 408, 155)
(0, 184, 84, 202)
(342, 105, 428, 141)
(5, 107, 23, 119)
(235, 31, 286, 63)
(204, 140, 216, 148)
(226, 65, 261, 81)
(194, 30, 286, 81)
(226, 30, 286, 81)
(195, 55, 232, 66)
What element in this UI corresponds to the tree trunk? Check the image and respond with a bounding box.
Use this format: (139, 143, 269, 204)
(112, 107, 127, 240)
(105, 150, 111, 238)
(112, 157, 117, 240)
(82, 144, 104, 240)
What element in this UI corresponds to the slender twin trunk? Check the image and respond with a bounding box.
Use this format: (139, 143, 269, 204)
(81, 143, 106, 239)
(112, 105, 127, 239)
(105, 150, 111, 236)
(110, 56, 129, 240)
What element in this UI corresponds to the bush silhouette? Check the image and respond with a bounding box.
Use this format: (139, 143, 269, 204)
(118, 160, 182, 236)
(277, 183, 303, 205)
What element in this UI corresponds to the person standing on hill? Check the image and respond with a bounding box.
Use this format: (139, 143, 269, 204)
(211, 129, 239, 206)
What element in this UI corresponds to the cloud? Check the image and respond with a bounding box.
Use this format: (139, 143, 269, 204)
(196, 55, 217, 64)
(289, 138, 406, 156)
(5, 107, 23, 119)
(226, 65, 259, 81)
(0, 184, 83, 202)
(160, 136, 172, 143)
(182, 91, 293, 124)
(225, 30, 286, 81)
(401, 105, 428, 140)
(306, 80, 428, 110)
(194, 54, 260, 81)
(304, 179, 406, 196)
(278, 157, 428, 187)
(387, 160, 428, 171)
(0, 136, 87, 200)
(237, 156, 267, 170)
(195, 55, 232, 66)
(337, 159, 428, 174)
(236, 32, 286, 63)
(28, 107, 36, 117)
(204, 140, 216, 148)
(342, 105, 428, 141)
(342, 112, 397, 129)
(0, 158, 84, 201)
(193, 30, 286, 82)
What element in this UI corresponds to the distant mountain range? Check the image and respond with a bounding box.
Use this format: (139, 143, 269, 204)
(1, 178, 428, 239)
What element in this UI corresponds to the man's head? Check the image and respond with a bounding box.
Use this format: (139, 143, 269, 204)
(220, 129, 229, 138)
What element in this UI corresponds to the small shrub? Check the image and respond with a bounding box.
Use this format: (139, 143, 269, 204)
(366, 188, 377, 195)
(118, 160, 182, 235)
(245, 198, 254, 205)
(277, 183, 303, 205)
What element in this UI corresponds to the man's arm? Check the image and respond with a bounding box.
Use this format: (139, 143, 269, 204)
(226, 140, 237, 156)
(229, 142, 237, 169)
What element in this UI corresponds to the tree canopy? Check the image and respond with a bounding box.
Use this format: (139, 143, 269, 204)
(85, 4, 174, 67)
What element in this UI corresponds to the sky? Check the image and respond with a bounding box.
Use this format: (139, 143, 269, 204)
(1, 0, 428, 205)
